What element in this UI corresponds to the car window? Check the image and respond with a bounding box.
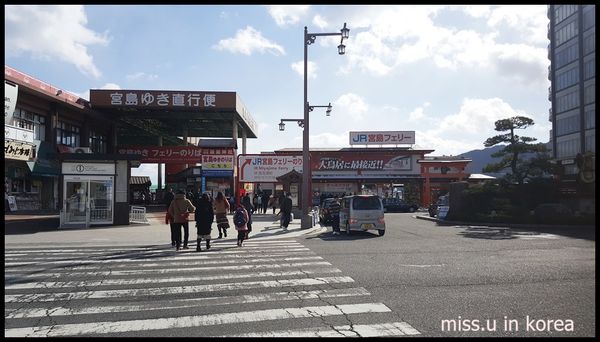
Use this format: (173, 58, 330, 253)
(352, 196, 381, 210)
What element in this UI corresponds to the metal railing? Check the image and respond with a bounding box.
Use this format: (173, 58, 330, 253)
(129, 206, 149, 224)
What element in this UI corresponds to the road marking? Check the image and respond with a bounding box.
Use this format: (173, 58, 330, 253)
(4, 256, 325, 272)
(5, 303, 391, 337)
(233, 321, 421, 337)
(6, 268, 343, 289)
(397, 264, 444, 268)
(4, 251, 315, 267)
(3, 247, 311, 261)
(5, 261, 333, 278)
(4, 243, 304, 255)
(5, 287, 371, 319)
(5, 276, 355, 303)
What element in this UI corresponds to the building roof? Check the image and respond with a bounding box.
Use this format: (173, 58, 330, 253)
(130, 176, 152, 185)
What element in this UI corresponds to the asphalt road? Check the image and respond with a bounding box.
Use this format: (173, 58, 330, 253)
(4, 213, 595, 337)
(302, 212, 596, 337)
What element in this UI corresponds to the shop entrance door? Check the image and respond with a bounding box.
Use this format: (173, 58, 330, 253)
(64, 180, 88, 224)
(63, 176, 114, 225)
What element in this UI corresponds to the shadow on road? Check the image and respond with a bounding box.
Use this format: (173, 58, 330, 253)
(306, 230, 381, 241)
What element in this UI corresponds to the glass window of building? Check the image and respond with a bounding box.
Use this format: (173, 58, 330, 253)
(585, 130, 595, 153)
(583, 6, 595, 30)
(556, 89, 580, 113)
(556, 20, 578, 47)
(554, 5, 577, 25)
(12, 108, 46, 141)
(556, 113, 580, 136)
(554, 42, 578, 69)
(89, 131, 108, 154)
(556, 135, 581, 158)
(555, 65, 579, 91)
(584, 83, 595, 104)
(584, 107, 595, 129)
(583, 58, 595, 79)
(583, 33, 595, 55)
(56, 120, 81, 147)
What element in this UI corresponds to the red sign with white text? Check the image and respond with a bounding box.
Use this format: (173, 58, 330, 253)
(117, 146, 234, 163)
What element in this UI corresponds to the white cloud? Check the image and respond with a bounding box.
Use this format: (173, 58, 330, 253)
(213, 26, 285, 56)
(312, 14, 328, 29)
(337, 5, 548, 85)
(417, 97, 539, 155)
(266, 5, 310, 27)
(408, 102, 431, 121)
(5, 5, 109, 79)
(333, 93, 369, 121)
(77, 82, 121, 101)
(126, 72, 158, 81)
(291, 60, 318, 79)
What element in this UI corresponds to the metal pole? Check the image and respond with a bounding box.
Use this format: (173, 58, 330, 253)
(301, 26, 311, 229)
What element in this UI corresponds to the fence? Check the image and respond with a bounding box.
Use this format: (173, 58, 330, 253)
(129, 206, 149, 224)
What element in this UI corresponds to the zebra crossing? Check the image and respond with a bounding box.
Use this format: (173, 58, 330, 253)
(5, 239, 420, 337)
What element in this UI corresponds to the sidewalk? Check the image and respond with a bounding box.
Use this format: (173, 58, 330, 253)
(4, 212, 327, 247)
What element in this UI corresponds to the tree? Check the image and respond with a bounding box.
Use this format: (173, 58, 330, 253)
(482, 116, 552, 185)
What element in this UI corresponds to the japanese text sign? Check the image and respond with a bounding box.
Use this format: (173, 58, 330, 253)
(202, 155, 234, 170)
(5, 141, 34, 161)
(116, 146, 234, 163)
(238, 154, 303, 183)
(349, 131, 415, 145)
(90, 90, 236, 110)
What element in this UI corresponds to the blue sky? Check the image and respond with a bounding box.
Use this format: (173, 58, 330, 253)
(5, 5, 551, 185)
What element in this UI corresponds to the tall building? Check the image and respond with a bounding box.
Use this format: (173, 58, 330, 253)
(547, 4, 595, 195)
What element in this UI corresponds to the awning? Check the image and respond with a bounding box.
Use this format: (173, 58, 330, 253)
(26, 141, 60, 176)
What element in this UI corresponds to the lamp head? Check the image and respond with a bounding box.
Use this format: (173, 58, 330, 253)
(326, 103, 332, 116)
(341, 23, 350, 39)
(278, 121, 285, 131)
(56, 89, 63, 96)
(337, 43, 346, 55)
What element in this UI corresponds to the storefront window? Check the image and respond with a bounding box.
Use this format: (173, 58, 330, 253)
(56, 120, 80, 147)
(12, 108, 46, 141)
(90, 131, 108, 154)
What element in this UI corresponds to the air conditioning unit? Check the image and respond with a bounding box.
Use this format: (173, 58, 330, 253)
(73, 147, 92, 154)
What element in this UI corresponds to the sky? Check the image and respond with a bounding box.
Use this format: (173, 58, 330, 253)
(5, 5, 552, 186)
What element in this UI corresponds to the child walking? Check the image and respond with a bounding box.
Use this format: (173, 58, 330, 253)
(233, 204, 249, 247)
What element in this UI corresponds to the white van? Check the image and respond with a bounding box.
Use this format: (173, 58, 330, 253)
(339, 195, 386, 236)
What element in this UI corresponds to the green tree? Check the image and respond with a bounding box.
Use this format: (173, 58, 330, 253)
(482, 116, 552, 185)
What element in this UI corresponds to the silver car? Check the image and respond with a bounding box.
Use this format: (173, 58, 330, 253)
(339, 195, 386, 236)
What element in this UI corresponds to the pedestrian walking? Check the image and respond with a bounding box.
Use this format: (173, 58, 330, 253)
(328, 196, 342, 235)
(233, 204, 249, 247)
(242, 193, 254, 239)
(194, 193, 214, 252)
(213, 191, 230, 239)
(262, 193, 269, 214)
(256, 194, 262, 215)
(268, 195, 276, 215)
(168, 189, 196, 251)
(164, 188, 176, 246)
(281, 192, 293, 230)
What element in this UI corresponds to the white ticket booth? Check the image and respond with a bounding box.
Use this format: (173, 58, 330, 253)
(61, 162, 115, 226)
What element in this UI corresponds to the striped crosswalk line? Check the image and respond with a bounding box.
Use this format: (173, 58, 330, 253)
(5, 239, 421, 337)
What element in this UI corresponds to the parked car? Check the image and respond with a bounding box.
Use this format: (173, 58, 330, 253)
(382, 197, 419, 213)
(339, 195, 386, 236)
(318, 198, 337, 225)
(428, 194, 449, 217)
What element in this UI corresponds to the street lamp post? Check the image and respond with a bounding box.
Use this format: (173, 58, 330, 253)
(302, 23, 349, 229)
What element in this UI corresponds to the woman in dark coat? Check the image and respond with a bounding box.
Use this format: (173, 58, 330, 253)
(194, 193, 214, 252)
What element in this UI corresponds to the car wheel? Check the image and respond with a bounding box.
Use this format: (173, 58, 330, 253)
(378, 229, 385, 236)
